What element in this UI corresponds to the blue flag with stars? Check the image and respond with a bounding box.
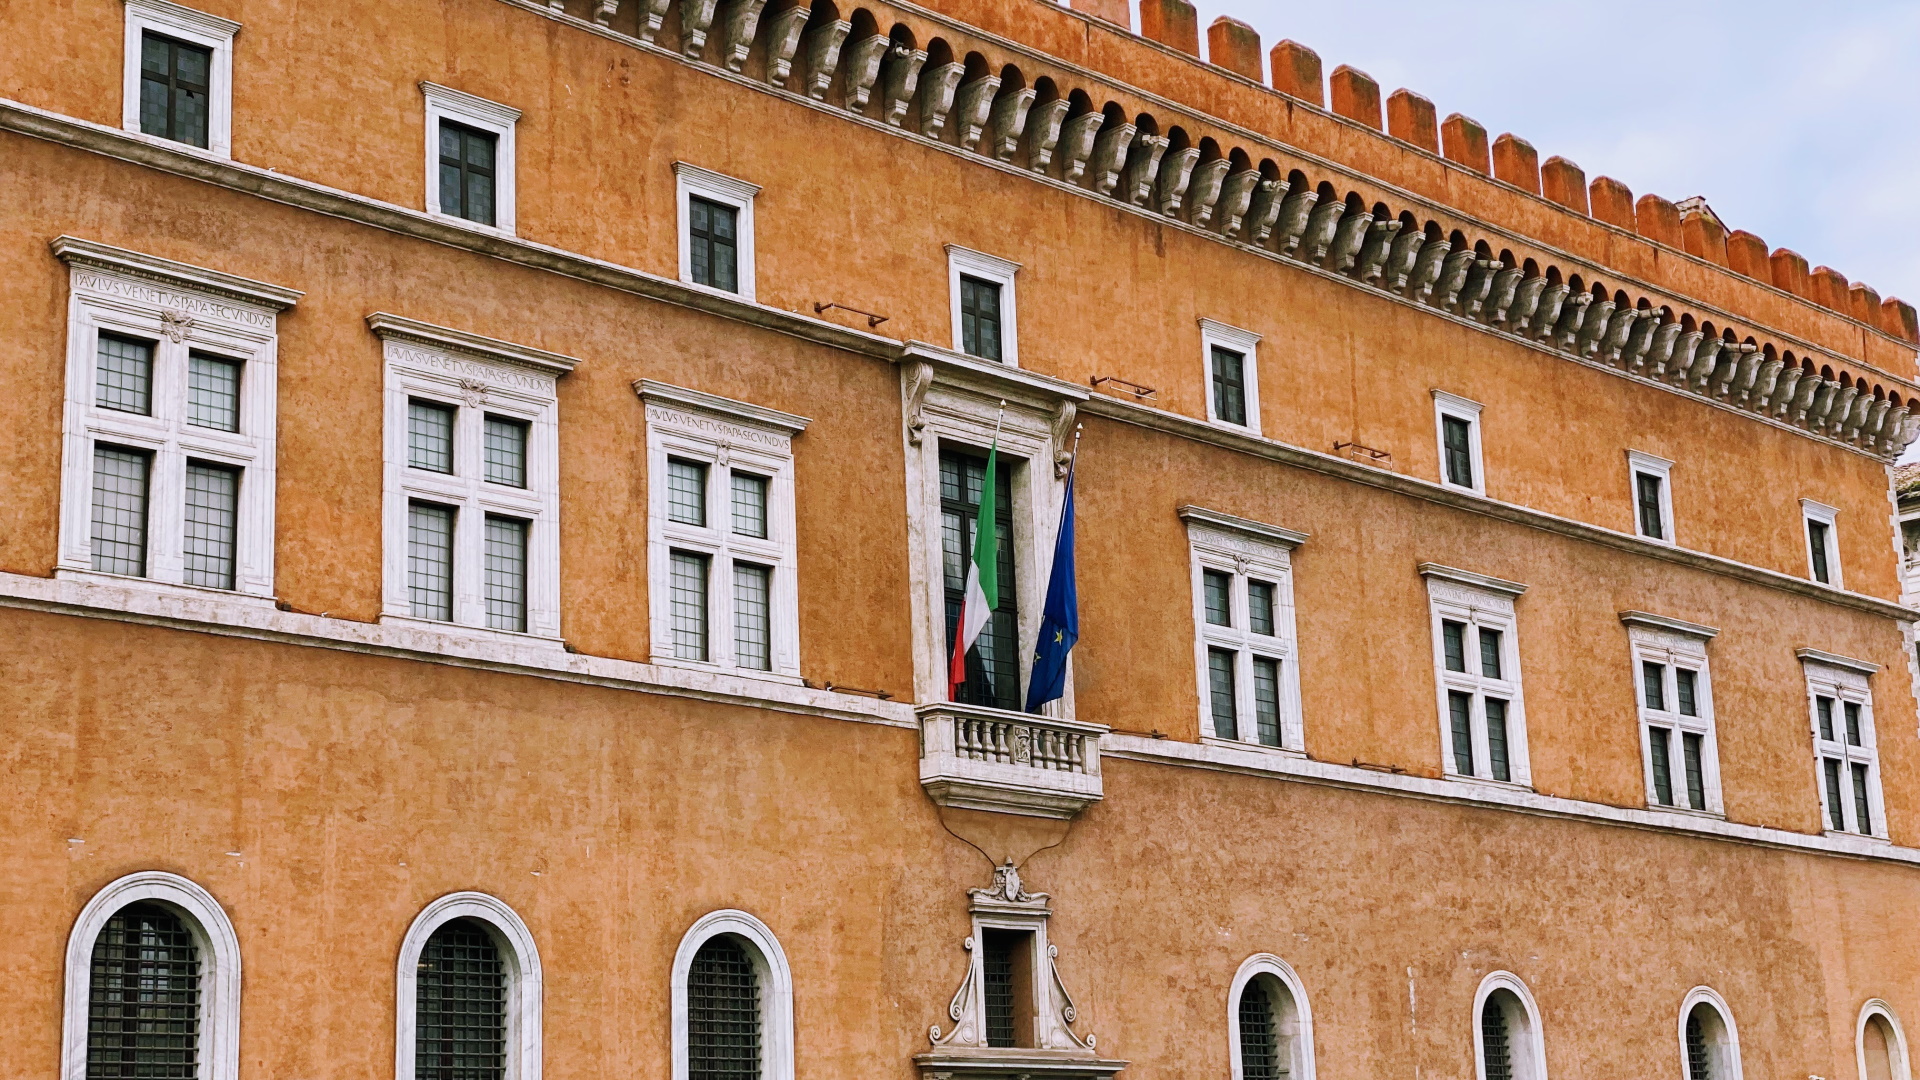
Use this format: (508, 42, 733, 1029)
(1024, 459, 1078, 713)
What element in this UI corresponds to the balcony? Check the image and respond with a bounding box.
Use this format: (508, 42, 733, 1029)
(917, 702, 1106, 819)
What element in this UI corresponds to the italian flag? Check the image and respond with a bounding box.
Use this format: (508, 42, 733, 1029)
(949, 441, 1000, 698)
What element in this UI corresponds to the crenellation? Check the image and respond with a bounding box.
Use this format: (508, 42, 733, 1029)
(1267, 39, 1322, 106)
(1441, 112, 1489, 174)
(1541, 156, 1587, 214)
(1491, 133, 1540, 194)
(1387, 88, 1438, 152)
(1204, 16, 1259, 82)
(1328, 65, 1381, 131)
(1589, 176, 1635, 231)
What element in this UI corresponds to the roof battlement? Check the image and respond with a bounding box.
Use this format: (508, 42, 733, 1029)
(911, 0, 1916, 367)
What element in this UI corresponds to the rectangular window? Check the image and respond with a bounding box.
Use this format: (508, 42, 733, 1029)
(1806, 663, 1879, 836)
(1427, 567, 1526, 785)
(1649, 727, 1674, 806)
(1845, 701, 1862, 746)
(482, 415, 528, 488)
(730, 473, 769, 539)
(1628, 621, 1719, 814)
(1642, 661, 1666, 711)
(482, 515, 528, 632)
(182, 460, 239, 590)
(1824, 757, 1846, 831)
(1808, 519, 1831, 584)
(1448, 689, 1474, 775)
(1251, 658, 1281, 747)
(1247, 581, 1275, 637)
(1208, 648, 1238, 740)
(1853, 763, 1874, 834)
(1676, 669, 1697, 716)
(406, 501, 455, 621)
(689, 195, 739, 292)
(1210, 346, 1246, 426)
(1442, 415, 1474, 488)
(1635, 472, 1666, 540)
(1682, 731, 1706, 810)
(438, 119, 497, 226)
(1202, 569, 1232, 626)
(1479, 628, 1503, 679)
(959, 275, 1003, 362)
(90, 445, 151, 577)
(186, 353, 241, 432)
(96, 333, 154, 415)
(1484, 698, 1511, 782)
(733, 562, 772, 671)
(669, 550, 711, 661)
(668, 458, 708, 527)
(1817, 696, 1835, 741)
(139, 30, 211, 148)
(407, 399, 456, 474)
(941, 448, 1020, 709)
(1442, 620, 1466, 673)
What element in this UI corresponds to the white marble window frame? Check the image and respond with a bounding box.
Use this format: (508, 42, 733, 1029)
(1625, 617, 1723, 817)
(1627, 449, 1676, 545)
(671, 910, 795, 1080)
(1432, 389, 1486, 495)
(422, 82, 521, 236)
(395, 892, 543, 1080)
(1858, 999, 1914, 1080)
(640, 380, 809, 683)
(374, 315, 571, 641)
(1473, 971, 1548, 1080)
(1678, 987, 1744, 1080)
(1227, 953, 1316, 1080)
(1184, 507, 1305, 754)
(1802, 654, 1885, 839)
(62, 871, 242, 1080)
(946, 245, 1021, 368)
(675, 162, 761, 300)
(1199, 318, 1262, 435)
(1424, 565, 1531, 789)
(121, 0, 238, 158)
(55, 240, 293, 602)
(1802, 497, 1843, 588)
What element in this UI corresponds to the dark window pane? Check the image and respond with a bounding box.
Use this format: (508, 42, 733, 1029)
(183, 461, 239, 590)
(670, 550, 710, 661)
(87, 901, 201, 1080)
(1824, 758, 1846, 831)
(138, 31, 211, 148)
(1642, 661, 1666, 711)
(408, 400, 455, 473)
(1478, 627, 1502, 680)
(1481, 1000, 1512, 1080)
(483, 515, 528, 632)
(1247, 581, 1275, 636)
(959, 275, 1003, 361)
(1686, 1013, 1711, 1080)
(1442, 620, 1466, 673)
(1485, 698, 1511, 782)
(730, 473, 769, 538)
(1442, 414, 1474, 487)
(1211, 346, 1246, 426)
(733, 562, 771, 672)
(982, 932, 1016, 1049)
(1808, 518, 1831, 583)
(407, 502, 455, 621)
(1649, 726, 1674, 806)
(1853, 762, 1873, 835)
(668, 458, 708, 526)
(689, 936, 760, 1080)
(690, 196, 740, 292)
(1202, 569, 1232, 626)
(91, 445, 151, 577)
(96, 333, 154, 415)
(438, 120, 497, 226)
(1845, 702, 1862, 747)
(416, 919, 505, 1080)
(1817, 696, 1836, 742)
(1238, 980, 1279, 1080)
(187, 353, 241, 431)
(1636, 471, 1665, 539)
(482, 415, 528, 488)
(1448, 690, 1474, 775)
(1676, 669, 1697, 717)
(1208, 648, 1237, 740)
(1252, 657, 1281, 747)
(940, 447, 1019, 709)
(1682, 731, 1706, 810)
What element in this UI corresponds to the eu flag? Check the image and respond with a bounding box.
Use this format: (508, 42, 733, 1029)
(1024, 461, 1078, 712)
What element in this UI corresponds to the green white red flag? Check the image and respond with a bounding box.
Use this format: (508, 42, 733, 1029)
(949, 438, 1000, 698)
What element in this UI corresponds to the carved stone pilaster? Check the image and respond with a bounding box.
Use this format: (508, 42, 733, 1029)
(1686, 338, 1725, 392)
(1505, 275, 1545, 331)
(1431, 248, 1476, 308)
(1860, 396, 1891, 446)
(762, 5, 809, 86)
(1643, 319, 1683, 377)
(1056, 111, 1103, 185)
(1299, 197, 1346, 263)
(1403, 237, 1450, 300)
(718, 0, 767, 71)
(1212, 168, 1261, 237)
(1051, 402, 1078, 477)
(1880, 405, 1912, 455)
(680, 0, 720, 56)
(1121, 132, 1169, 207)
(1153, 146, 1200, 216)
(912, 60, 962, 135)
(1272, 187, 1319, 255)
(904, 360, 936, 446)
(635, 0, 672, 42)
(950, 76, 1001, 150)
(1747, 357, 1784, 410)
(838, 33, 888, 109)
(803, 21, 853, 100)
(1573, 299, 1614, 356)
(1840, 388, 1873, 439)
(1384, 226, 1425, 291)
(1087, 122, 1136, 196)
(593, 0, 619, 26)
(1553, 292, 1592, 351)
(986, 87, 1036, 161)
(1765, 365, 1802, 417)
(1024, 98, 1070, 172)
(1601, 306, 1641, 363)
(1622, 312, 1659, 370)
(1455, 258, 1495, 316)
(1183, 157, 1231, 227)
(1790, 372, 1822, 423)
(1708, 343, 1750, 399)
(1821, 384, 1860, 434)
(1484, 265, 1523, 321)
(885, 51, 935, 129)
(1324, 208, 1373, 272)
(1665, 330, 1702, 384)
(1527, 282, 1568, 340)
(1243, 179, 1287, 245)
(1731, 347, 1765, 405)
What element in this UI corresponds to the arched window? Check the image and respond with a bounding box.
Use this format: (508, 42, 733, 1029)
(62, 872, 241, 1080)
(397, 893, 542, 1080)
(1474, 973, 1546, 1080)
(1228, 954, 1314, 1080)
(672, 911, 794, 1080)
(1859, 1001, 1911, 1080)
(1678, 988, 1742, 1080)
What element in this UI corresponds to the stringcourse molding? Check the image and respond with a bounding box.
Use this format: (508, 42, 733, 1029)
(488, 0, 1920, 460)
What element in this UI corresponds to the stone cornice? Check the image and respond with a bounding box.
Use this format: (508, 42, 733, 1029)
(1796, 647, 1881, 675)
(1419, 562, 1528, 598)
(636, 378, 812, 434)
(1619, 610, 1720, 640)
(50, 234, 303, 309)
(366, 312, 581, 374)
(1177, 505, 1308, 549)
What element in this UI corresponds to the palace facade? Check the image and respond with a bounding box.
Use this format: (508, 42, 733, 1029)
(4, 0, 1920, 1078)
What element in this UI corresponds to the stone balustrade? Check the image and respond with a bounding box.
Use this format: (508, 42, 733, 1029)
(918, 702, 1106, 819)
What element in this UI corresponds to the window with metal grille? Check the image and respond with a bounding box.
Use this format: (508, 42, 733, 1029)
(733, 562, 772, 671)
(1635, 649, 1716, 813)
(91, 445, 152, 577)
(1211, 346, 1247, 426)
(483, 515, 528, 632)
(1442, 414, 1474, 488)
(186, 353, 241, 432)
(408, 399, 456, 474)
(689, 196, 739, 293)
(1685, 1009, 1713, 1080)
(669, 458, 709, 526)
(87, 901, 200, 1080)
(1807, 518, 1832, 584)
(1809, 675, 1878, 835)
(483, 415, 528, 488)
(1636, 471, 1666, 540)
(980, 930, 1027, 1048)
(670, 550, 711, 661)
(139, 31, 211, 147)
(1480, 998, 1513, 1080)
(730, 473, 768, 539)
(407, 501, 456, 621)
(689, 936, 761, 1080)
(416, 919, 507, 1080)
(183, 461, 240, 590)
(96, 333, 154, 415)
(1237, 979, 1279, 1080)
(438, 120, 498, 226)
(1208, 647, 1238, 740)
(940, 447, 1019, 709)
(959, 276, 1002, 361)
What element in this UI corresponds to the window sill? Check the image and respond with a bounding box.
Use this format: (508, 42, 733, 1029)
(379, 613, 565, 651)
(425, 211, 517, 241)
(647, 654, 804, 688)
(1199, 735, 1304, 759)
(675, 276, 755, 304)
(115, 125, 230, 161)
(1823, 829, 1892, 845)
(55, 567, 274, 605)
(1443, 772, 1534, 794)
(1646, 803, 1725, 822)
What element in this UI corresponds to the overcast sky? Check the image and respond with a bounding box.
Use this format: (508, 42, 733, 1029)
(1181, 1, 1920, 308)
